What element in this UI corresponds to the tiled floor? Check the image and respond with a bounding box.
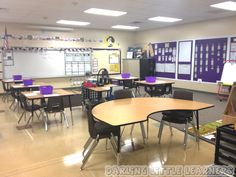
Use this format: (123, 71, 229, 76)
(0, 98, 215, 177)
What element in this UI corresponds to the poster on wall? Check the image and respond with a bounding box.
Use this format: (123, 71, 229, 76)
(177, 40, 193, 80)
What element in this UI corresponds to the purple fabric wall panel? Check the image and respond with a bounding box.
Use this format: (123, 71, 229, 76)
(193, 38, 227, 83)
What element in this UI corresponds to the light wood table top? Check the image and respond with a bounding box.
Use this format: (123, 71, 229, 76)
(135, 80, 175, 86)
(110, 76, 139, 81)
(2, 79, 23, 83)
(11, 84, 41, 89)
(87, 84, 117, 92)
(92, 97, 214, 126)
(22, 89, 76, 100)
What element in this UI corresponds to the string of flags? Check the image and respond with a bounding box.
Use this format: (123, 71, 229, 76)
(0, 46, 93, 52)
(0, 34, 103, 43)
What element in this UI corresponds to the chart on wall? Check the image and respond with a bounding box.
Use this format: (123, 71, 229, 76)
(177, 40, 193, 80)
(65, 51, 92, 76)
(153, 41, 177, 78)
(193, 38, 227, 83)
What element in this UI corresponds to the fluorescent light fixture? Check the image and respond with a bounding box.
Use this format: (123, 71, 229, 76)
(148, 16, 182, 22)
(56, 20, 90, 26)
(27, 25, 74, 31)
(84, 8, 127, 16)
(210, 1, 236, 11)
(112, 25, 139, 30)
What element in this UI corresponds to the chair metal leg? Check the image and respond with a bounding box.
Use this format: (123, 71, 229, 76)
(18, 111, 26, 124)
(146, 119, 149, 139)
(120, 126, 125, 137)
(184, 123, 189, 149)
(190, 120, 199, 142)
(62, 111, 69, 128)
(130, 124, 135, 143)
(140, 122, 147, 144)
(168, 122, 173, 136)
(158, 120, 164, 144)
(44, 112, 49, 131)
(82, 137, 93, 156)
(25, 115, 33, 128)
(81, 136, 99, 170)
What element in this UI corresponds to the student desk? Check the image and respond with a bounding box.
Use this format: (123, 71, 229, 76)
(86, 84, 117, 100)
(135, 80, 175, 97)
(21, 89, 77, 128)
(92, 97, 214, 163)
(110, 76, 139, 89)
(2, 79, 23, 89)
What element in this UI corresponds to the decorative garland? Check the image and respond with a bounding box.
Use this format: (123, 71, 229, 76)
(0, 34, 103, 43)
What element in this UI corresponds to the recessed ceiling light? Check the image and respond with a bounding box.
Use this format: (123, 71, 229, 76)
(56, 20, 90, 26)
(148, 16, 182, 22)
(210, 1, 236, 11)
(84, 8, 127, 16)
(112, 25, 139, 30)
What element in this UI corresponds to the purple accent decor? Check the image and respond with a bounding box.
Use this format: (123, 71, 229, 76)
(145, 76, 156, 83)
(23, 79, 33, 86)
(121, 73, 130, 78)
(39, 85, 53, 95)
(194, 38, 227, 83)
(13, 75, 22, 80)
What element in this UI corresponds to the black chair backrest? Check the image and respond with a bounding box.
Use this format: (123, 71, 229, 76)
(2, 82, 9, 92)
(86, 103, 96, 137)
(45, 97, 64, 113)
(173, 90, 193, 101)
(113, 89, 134, 99)
(19, 94, 28, 110)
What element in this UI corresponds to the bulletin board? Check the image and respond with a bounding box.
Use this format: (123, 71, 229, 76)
(193, 38, 227, 83)
(177, 40, 193, 80)
(153, 41, 177, 78)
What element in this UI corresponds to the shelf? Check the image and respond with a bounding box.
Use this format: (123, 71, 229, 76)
(215, 124, 236, 175)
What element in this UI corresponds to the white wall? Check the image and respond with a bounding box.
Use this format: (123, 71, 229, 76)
(134, 16, 236, 93)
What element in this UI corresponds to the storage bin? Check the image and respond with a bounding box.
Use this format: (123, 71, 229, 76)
(39, 85, 53, 94)
(145, 76, 156, 83)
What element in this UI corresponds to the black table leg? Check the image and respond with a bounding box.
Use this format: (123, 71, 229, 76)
(196, 110, 199, 130)
(68, 95, 73, 125)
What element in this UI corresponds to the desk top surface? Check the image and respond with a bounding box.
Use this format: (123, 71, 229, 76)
(2, 79, 23, 83)
(11, 84, 41, 89)
(92, 97, 214, 126)
(87, 84, 117, 92)
(22, 89, 75, 100)
(110, 76, 139, 80)
(135, 80, 175, 85)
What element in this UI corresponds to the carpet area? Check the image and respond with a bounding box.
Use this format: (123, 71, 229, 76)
(188, 120, 223, 144)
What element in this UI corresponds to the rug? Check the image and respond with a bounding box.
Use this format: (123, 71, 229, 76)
(188, 120, 223, 144)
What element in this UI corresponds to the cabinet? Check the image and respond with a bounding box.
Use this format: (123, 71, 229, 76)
(139, 59, 155, 80)
(214, 124, 236, 176)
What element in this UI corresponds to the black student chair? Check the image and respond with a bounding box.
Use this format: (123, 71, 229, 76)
(81, 102, 120, 170)
(113, 89, 147, 144)
(158, 90, 199, 148)
(43, 97, 69, 131)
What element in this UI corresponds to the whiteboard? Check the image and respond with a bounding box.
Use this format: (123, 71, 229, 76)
(4, 51, 65, 78)
(3, 49, 121, 79)
(178, 41, 192, 62)
(220, 62, 236, 85)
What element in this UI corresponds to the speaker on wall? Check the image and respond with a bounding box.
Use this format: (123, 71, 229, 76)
(139, 59, 155, 80)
